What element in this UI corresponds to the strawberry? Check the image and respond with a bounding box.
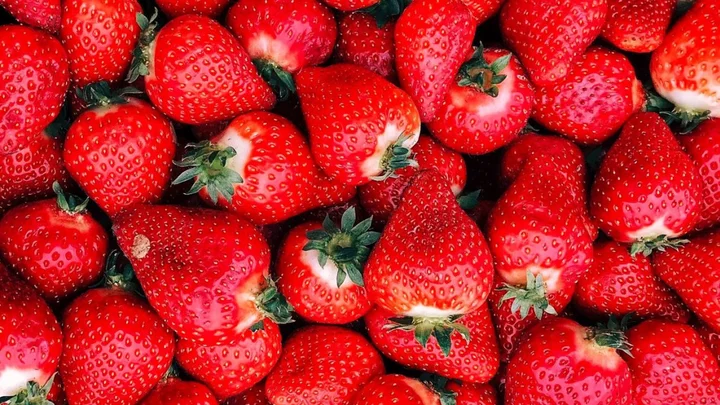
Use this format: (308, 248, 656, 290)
(155, 0, 231, 18)
(575, 240, 690, 322)
(323, 0, 379, 11)
(601, 0, 675, 53)
(140, 378, 218, 405)
(395, 0, 475, 122)
(264, 325, 384, 404)
(506, 317, 632, 405)
(350, 374, 442, 405)
(679, 118, 720, 231)
(697, 322, 720, 364)
(132, 14, 276, 125)
(623, 319, 720, 404)
(60, 0, 141, 87)
(0, 25, 69, 155)
(0, 0, 61, 33)
(172, 111, 355, 225)
(175, 319, 281, 400)
(500, 0, 608, 86)
(113, 205, 293, 343)
(447, 381, 497, 405)
(460, 0, 505, 24)
(224, 382, 269, 405)
(335, 12, 396, 80)
(590, 113, 702, 252)
(226, 0, 337, 101)
(0, 183, 108, 303)
(428, 45, 534, 154)
(365, 304, 500, 383)
(63, 83, 176, 217)
(359, 135, 467, 223)
(296, 64, 421, 186)
(532, 47, 645, 145)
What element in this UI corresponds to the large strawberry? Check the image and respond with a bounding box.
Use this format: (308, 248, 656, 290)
(532, 47, 645, 145)
(224, 382, 268, 405)
(265, 325, 384, 404)
(395, 0, 475, 122)
(500, 0, 608, 86)
(296, 64, 421, 185)
(428, 45, 534, 154)
(0, 0, 61, 33)
(601, 0, 674, 53)
(140, 378, 218, 405)
(679, 118, 720, 231)
(335, 12, 396, 80)
(155, 0, 231, 18)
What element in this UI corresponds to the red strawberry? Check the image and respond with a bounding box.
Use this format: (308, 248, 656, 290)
(0, 0, 61, 33)
(602, 0, 675, 53)
(532, 47, 645, 145)
(679, 118, 720, 231)
(113, 205, 293, 343)
(155, 0, 231, 18)
(359, 135, 467, 223)
(61, 0, 141, 87)
(395, 0, 475, 122)
(0, 26, 69, 155)
(265, 325, 384, 404)
(506, 318, 632, 404)
(428, 45, 534, 154)
(335, 12, 396, 80)
(63, 85, 176, 217)
(460, 0, 504, 24)
(351, 375, 442, 405)
(296, 64, 421, 186)
(176, 319, 281, 400)
(172, 111, 355, 225)
(0, 184, 108, 303)
(224, 382, 269, 405)
(226, 0, 337, 101)
(591, 113, 702, 252)
(697, 322, 720, 365)
(323, 0, 379, 11)
(500, 0, 608, 86)
(447, 381, 497, 405)
(140, 378, 218, 405)
(623, 319, 720, 404)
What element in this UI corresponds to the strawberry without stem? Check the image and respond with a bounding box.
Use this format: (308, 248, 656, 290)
(335, 13, 396, 80)
(602, 0, 675, 53)
(139, 378, 218, 405)
(680, 118, 720, 231)
(0, 0, 61, 33)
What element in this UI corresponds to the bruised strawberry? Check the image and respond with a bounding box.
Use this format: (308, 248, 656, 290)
(140, 378, 218, 405)
(335, 12, 396, 80)
(0, 0, 61, 33)
(155, 0, 231, 18)
(602, 0, 674, 53)
(679, 118, 720, 231)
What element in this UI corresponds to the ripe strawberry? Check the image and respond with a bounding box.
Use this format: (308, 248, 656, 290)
(506, 317, 632, 405)
(61, 0, 141, 87)
(140, 378, 218, 405)
(395, 0, 475, 122)
(0, 183, 108, 303)
(296, 64, 421, 186)
(679, 118, 720, 231)
(623, 319, 720, 404)
(500, 0, 608, 86)
(133, 14, 275, 125)
(172, 111, 355, 225)
(602, 0, 674, 53)
(697, 322, 720, 364)
(335, 13, 396, 80)
(156, 0, 231, 18)
(323, 0, 379, 11)
(359, 135, 467, 223)
(351, 375, 442, 405)
(224, 382, 269, 405)
(226, 0, 337, 101)
(176, 319, 281, 400)
(63, 84, 176, 217)
(428, 45, 534, 154)
(460, 0, 504, 24)
(591, 113, 702, 252)
(113, 205, 293, 343)
(446, 381, 497, 405)
(0, 25, 69, 155)
(0, 0, 61, 33)
(265, 325, 384, 404)
(532, 47, 645, 145)
(575, 240, 690, 322)
(366, 305, 500, 382)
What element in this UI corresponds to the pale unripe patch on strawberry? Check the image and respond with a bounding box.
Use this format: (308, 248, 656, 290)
(131, 234, 151, 259)
(502, 265, 562, 293)
(403, 304, 460, 318)
(146, 39, 158, 81)
(360, 123, 420, 179)
(626, 215, 677, 240)
(88, 103, 122, 119)
(215, 127, 253, 179)
(664, 87, 720, 118)
(301, 248, 353, 289)
(452, 71, 516, 117)
(246, 33, 298, 73)
(233, 291, 263, 334)
(0, 367, 45, 397)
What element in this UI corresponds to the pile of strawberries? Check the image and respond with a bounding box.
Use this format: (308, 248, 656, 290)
(1, 0, 720, 403)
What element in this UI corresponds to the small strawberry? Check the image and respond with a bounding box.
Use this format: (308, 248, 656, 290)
(155, 0, 231, 18)
(500, 0, 608, 86)
(265, 325, 384, 404)
(323, 0, 379, 11)
(140, 378, 218, 405)
(224, 382, 269, 405)
(679, 118, 720, 231)
(296, 64, 421, 186)
(0, 0, 61, 33)
(350, 374, 442, 405)
(335, 12, 396, 80)
(602, 0, 675, 53)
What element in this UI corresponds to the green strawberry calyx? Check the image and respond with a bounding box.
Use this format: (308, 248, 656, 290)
(172, 141, 244, 205)
(586, 316, 633, 357)
(96, 250, 145, 296)
(386, 315, 471, 357)
(361, 0, 412, 28)
(457, 43, 512, 98)
(371, 134, 418, 182)
(75, 81, 144, 109)
(497, 271, 558, 320)
(419, 374, 457, 405)
(253, 59, 296, 102)
(127, 10, 160, 83)
(53, 182, 89, 215)
(629, 234, 689, 257)
(644, 86, 710, 134)
(253, 278, 294, 330)
(0, 374, 56, 405)
(456, 189, 481, 211)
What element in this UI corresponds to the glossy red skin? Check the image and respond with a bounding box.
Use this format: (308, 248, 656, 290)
(0, 199, 108, 303)
(60, 288, 175, 405)
(226, 0, 336, 74)
(602, 0, 674, 53)
(365, 171, 495, 316)
(61, 0, 141, 87)
(447, 381, 497, 405)
(176, 320, 281, 400)
(429, 48, 534, 154)
(532, 47, 645, 145)
(63, 98, 176, 217)
(201, 112, 355, 225)
(265, 326, 385, 405)
(0, 0, 61, 33)
(113, 205, 272, 343)
(366, 305, 500, 383)
(359, 135, 466, 223)
(323, 0, 378, 11)
(0, 26, 69, 155)
(395, 0, 475, 122)
(591, 113, 703, 242)
(156, 0, 231, 18)
(140, 379, 218, 405)
(696, 322, 720, 365)
(145, 15, 276, 125)
(0, 267, 62, 398)
(296, 64, 421, 186)
(335, 13, 395, 80)
(223, 382, 269, 405)
(500, 0, 607, 86)
(506, 317, 632, 405)
(351, 375, 440, 405)
(46, 374, 66, 405)
(680, 118, 720, 231)
(623, 319, 720, 404)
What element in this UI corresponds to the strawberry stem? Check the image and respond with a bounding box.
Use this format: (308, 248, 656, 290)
(127, 9, 159, 83)
(100, 250, 145, 296)
(587, 316, 633, 357)
(497, 271, 558, 320)
(255, 278, 294, 326)
(253, 59, 296, 102)
(643, 86, 710, 134)
(172, 141, 244, 205)
(75, 81, 143, 108)
(386, 315, 471, 357)
(53, 182, 89, 215)
(457, 43, 511, 98)
(0, 373, 56, 405)
(370, 134, 418, 182)
(629, 234, 689, 257)
(419, 374, 458, 405)
(361, 0, 412, 28)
